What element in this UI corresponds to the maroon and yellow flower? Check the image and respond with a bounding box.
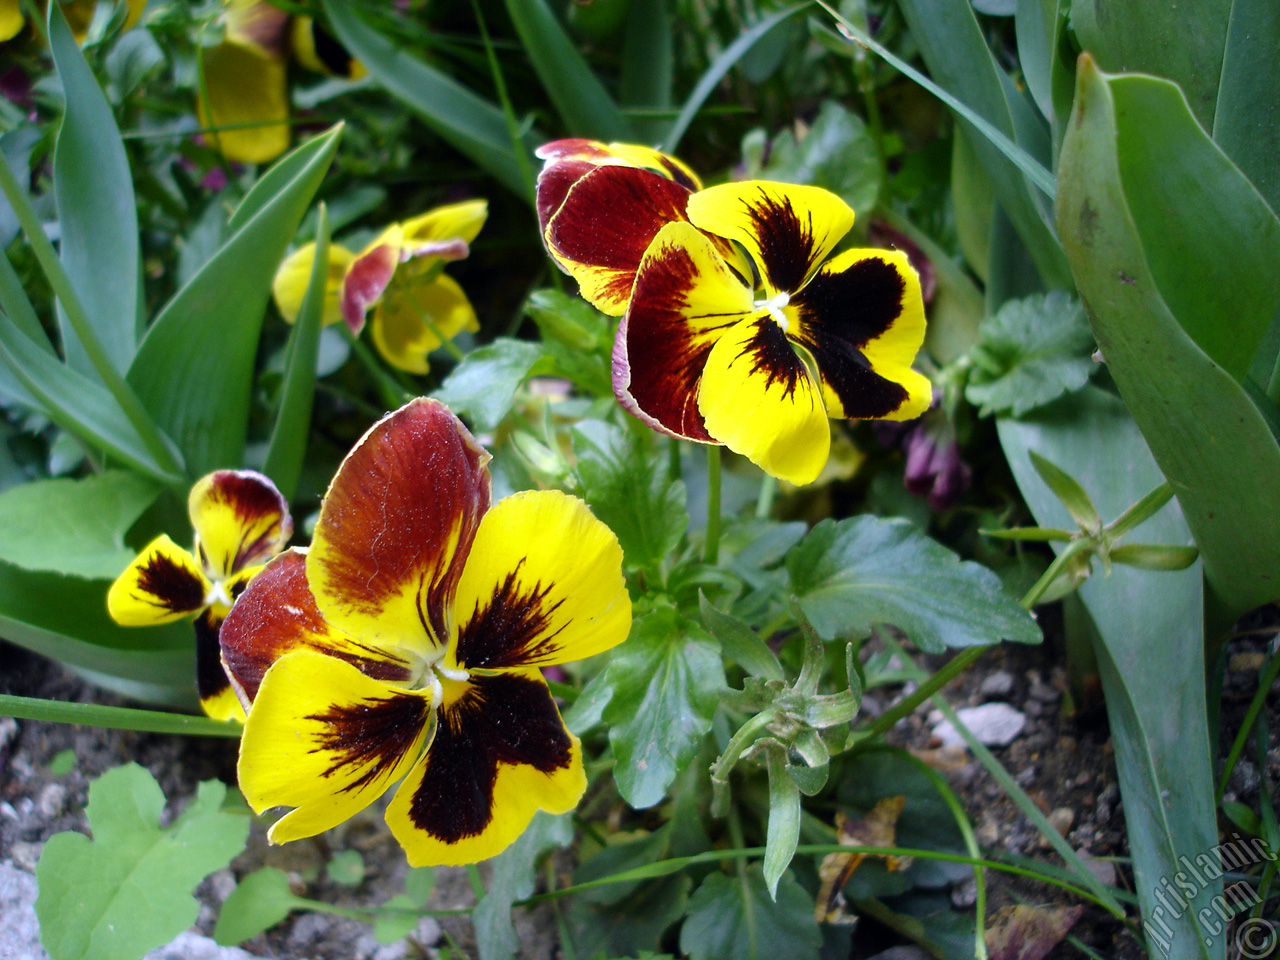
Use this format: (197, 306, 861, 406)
(614, 181, 931, 484)
(107, 470, 293, 722)
(218, 399, 630, 866)
(272, 200, 487, 374)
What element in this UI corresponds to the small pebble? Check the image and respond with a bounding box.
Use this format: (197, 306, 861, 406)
(950, 875, 977, 909)
(36, 783, 67, 819)
(978, 670, 1015, 699)
(1229, 652, 1266, 673)
(1049, 807, 1075, 836)
(932, 703, 1027, 748)
(1029, 680, 1059, 702)
(1080, 854, 1117, 887)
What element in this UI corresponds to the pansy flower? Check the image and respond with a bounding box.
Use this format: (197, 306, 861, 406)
(107, 470, 292, 722)
(272, 200, 487, 374)
(218, 399, 630, 866)
(0, 0, 146, 43)
(613, 181, 932, 485)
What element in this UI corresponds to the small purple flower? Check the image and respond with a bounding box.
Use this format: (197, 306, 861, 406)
(877, 389, 971, 512)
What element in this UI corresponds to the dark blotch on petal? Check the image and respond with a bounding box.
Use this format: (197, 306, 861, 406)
(741, 193, 816, 293)
(793, 257, 910, 419)
(310, 692, 431, 793)
(406, 674, 571, 843)
(195, 609, 232, 705)
(740, 316, 807, 399)
(138, 553, 205, 614)
(203, 470, 292, 570)
(454, 560, 566, 670)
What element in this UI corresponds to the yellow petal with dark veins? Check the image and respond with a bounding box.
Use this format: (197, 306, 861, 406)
(188, 470, 292, 580)
(107, 535, 209, 626)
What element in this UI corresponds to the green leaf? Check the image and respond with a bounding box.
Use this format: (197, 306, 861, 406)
(679, 864, 820, 960)
(0, 560, 195, 706)
(0, 472, 160, 578)
(432, 337, 549, 433)
(1056, 59, 1280, 618)
(620, 0, 674, 142)
(601, 607, 725, 808)
(762, 745, 801, 900)
(524, 289, 614, 397)
(787, 516, 1041, 652)
(213, 868, 305, 946)
(1213, 0, 1280, 215)
(473, 812, 573, 960)
(571, 420, 687, 574)
(372, 867, 435, 944)
(262, 204, 329, 501)
(37, 764, 249, 960)
(322, 0, 529, 198)
(0, 324, 183, 485)
(699, 593, 784, 681)
(1108, 543, 1200, 571)
(964, 291, 1094, 417)
(1108, 75, 1280, 380)
(504, 0, 629, 140)
(663, 4, 809, 154)
(1070, 0, 1230, 129)
(48, 1, 138, 376)
(1028, 451, 1101, 532)
(997, 386, 1219, 960)
(755, 101, 881, 217)
(128, 127, 341, 477)
(326, 849, 365, 887)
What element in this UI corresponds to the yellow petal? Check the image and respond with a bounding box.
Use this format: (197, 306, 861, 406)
(238, 648, 433, 843)
(686, 181, 854, 296)
(399, 199, 488, 252)
(272, 242, 356, 326)
(449, 490, 630, 672)
(107, 535, 209, 626)
(195, 609, 246, 723)
(697, 315, 830, 485)
(308, 399, 491, 662)
(198, 40, 289, 163)
(385, 670, 585, 866)
(188, 470, 292, 580)
(370, 274, 478, 375)
(0, 0, 23, 41)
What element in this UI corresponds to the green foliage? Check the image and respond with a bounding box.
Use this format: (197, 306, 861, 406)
(36, 764, 249, 960)
(964, 292, 1094, 417)
(679, 865, 820, 960)
(372, 868, 435, 944)
(595, 606, 725, 808)
(213, 868, 301, 947)
(787, 516, 1042, 651)
(473, 812, 573, 960)
(433, 338, 550, 433)
(0, 472, 159, 578)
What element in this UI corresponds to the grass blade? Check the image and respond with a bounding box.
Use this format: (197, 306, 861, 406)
(0, 694, 241, 738)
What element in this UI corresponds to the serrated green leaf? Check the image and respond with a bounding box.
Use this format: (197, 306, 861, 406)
(787, 516, 1041, 651)
(48, 1, 138, 376)
(37, 764, 249, 960)
(321, 0, 529, 198)
(568, 867, 691, 960)
(128, 126, 341, 477)
(965, 292, 1094, 417)
(473, 812, 573, 960)
(213, 867, 305, 946)
(679, 864, 820, 960)
(571, 420, 687, 574)
(699, 593, 784, 681)
(0, 472, 160, 578)
(432, 337, 550, 433)
(524, 289, 613, 397)
(1056, 59, 1280, 619)
(601, 607, 725, 808)
(756, 101, 881, 217)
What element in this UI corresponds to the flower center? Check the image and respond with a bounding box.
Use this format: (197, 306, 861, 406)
(416, 653, 471, 709)
(204, 578, 233, 611)
(754, 290, 791, 332)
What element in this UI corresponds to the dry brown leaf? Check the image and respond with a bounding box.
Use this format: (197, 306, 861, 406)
(985, 903, 1083, 960)
(815, 796, 913, 924)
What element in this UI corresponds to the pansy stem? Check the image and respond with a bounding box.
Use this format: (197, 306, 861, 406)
(338, 325, 412, 411)
(0, 694, 241, 738)
(755, 473, 778, 519)
(704, 445, 722, 565)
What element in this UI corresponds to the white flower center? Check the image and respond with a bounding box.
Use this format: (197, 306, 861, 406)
(204, 579, 233, 610)
(416, 652, 471, 709)
(754, 290, 791, 331)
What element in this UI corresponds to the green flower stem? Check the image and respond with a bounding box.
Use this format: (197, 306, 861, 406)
(0, 155, 183, 479)
(862, 644, 988, 739)
(417, 314, 466, 363)
(1216, 647, 1280, 803)
(755, 473, 777, 519)
(1020, 537, 1090, 608)
(466, 862, 487, 901)
(0, 694, 242, 738)
(469, 0, 537, 203)
(704, 445, 722, 565)
(338, 325, 413, 412)
(709, 708, 776, 816)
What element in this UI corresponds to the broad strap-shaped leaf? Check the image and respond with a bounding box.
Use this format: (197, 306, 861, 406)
(679, 864, 820, 960)
(600, 607, 725, 809)
(36, 765, 249, 960)
(504, 0, 630, 141)
(787, 516, 1041, 651)
(1070, 0, 1230, 129)
(322, 0, 530, 198)
(128, 126, 341, 477)
(48, 2, 139, 376)
(1056, 58, 1280, 619)
(964, 291, 1094, 417)
(0, 472, 160, 579)
(0, 560, 195, 706)
(1213, 0, 1280, 215)
(997, 385, 1219, 960)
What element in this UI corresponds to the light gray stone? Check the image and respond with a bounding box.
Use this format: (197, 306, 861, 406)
(978, 669, 1015, 699)
(0, 862, 47, 960)
(933, 702, 1027, 748)
(142, 930, 264, 960)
